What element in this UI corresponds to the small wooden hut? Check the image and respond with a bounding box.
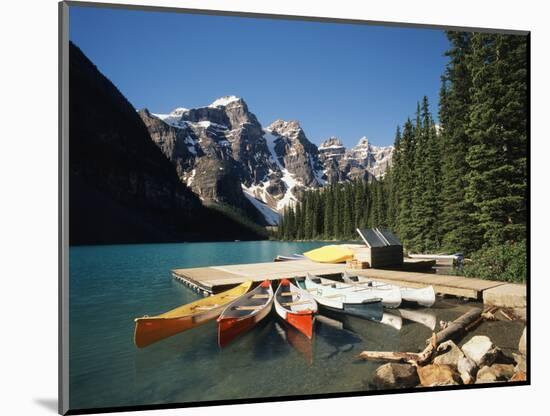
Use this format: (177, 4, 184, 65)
(352, 228, 404, 268)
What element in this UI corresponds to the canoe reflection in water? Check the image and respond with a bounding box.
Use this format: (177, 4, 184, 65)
(275, 313, 365, 365)
(274, 321, 314, 366)
(387, 308, 437, 331)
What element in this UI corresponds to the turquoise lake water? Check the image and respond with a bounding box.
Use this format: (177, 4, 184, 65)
(69, 241, 519, 411)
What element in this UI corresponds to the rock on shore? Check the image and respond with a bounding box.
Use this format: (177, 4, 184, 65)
(370, 329, 527, 388)
(417, 364, 461, 386)
(462, 336, 498, 366)
(372, 363, 419, 389)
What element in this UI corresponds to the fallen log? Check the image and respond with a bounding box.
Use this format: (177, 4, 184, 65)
(498, 309, 514, 321)
(438, 307, 483, 341)
(358, 308, 482, 365)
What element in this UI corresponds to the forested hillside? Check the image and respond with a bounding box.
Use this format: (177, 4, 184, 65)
(278, 32, 528, 277)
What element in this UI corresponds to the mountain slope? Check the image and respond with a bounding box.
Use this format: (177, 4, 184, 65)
(138, 97, 273, 225)
(68, 42, 266, 244)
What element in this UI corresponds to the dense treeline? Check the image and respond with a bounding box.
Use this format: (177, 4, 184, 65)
(277, 180, 389, 241)
(279, 32, 527, 262)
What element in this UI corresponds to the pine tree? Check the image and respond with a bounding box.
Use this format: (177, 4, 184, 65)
(465, 33, 527, 246)
(439, 31, 481, 253)
(410, 96, 442, 251)
(295, 203, 304, 240)
(386, 127, 402, 233)
(362, 180, 371, 229)
(342, 183, 352, 237)
(332, 185, 341, 238)
(323, 185, 334, 239)
(379, 180, 389, 227)
(287, 206, 295, 240)
(303, 194, 312, 239)
(278, 207, 286, 240)
(397, 119, 416, 247)
(410, 100, 429, 250)
(353, 180, 365, 231)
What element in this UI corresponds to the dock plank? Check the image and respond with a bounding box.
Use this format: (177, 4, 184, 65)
(171, 259, 510, 299)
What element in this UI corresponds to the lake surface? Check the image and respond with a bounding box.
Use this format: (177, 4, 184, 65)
(69, 241, 522, 411)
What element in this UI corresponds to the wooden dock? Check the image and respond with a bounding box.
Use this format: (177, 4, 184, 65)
(171, 259, 505, 299)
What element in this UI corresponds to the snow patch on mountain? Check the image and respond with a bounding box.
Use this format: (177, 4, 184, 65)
(264, 130, 299, 210)
(310, 154, 326, 186)
(242, 185, 280, 225)
(209, 95, 241, 108)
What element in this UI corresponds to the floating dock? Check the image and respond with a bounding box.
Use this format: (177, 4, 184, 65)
(171, 258, 512, 301)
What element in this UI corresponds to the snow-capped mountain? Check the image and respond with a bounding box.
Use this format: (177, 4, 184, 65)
(319, 136, 393, 182)
(139, 96, 393, 226)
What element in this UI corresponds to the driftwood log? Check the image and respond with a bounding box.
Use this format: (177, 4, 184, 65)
(358, 307, 483, 365)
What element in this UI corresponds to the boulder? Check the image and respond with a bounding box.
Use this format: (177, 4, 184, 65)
(513, 352, 526, 373)
(462, 336, 498, 366)
(433, 340, 464, 367)
(513, 308, 527, 321)
(457, 355, 477, 385)
(475, 364, 515, 384)
(372, 363, 419, 389)
(519, 327, 527, 355)
(511, 371, 527, 382)
(417, 364, 461, 387)
(491, 364, 515, 379)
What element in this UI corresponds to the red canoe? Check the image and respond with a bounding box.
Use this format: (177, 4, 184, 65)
(274, 278, 318, 339)
(217, 280, 274, 348)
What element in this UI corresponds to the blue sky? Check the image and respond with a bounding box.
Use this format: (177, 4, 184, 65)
(69, 6, 450, 147)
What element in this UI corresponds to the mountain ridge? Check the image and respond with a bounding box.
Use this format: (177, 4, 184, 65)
(139, 96, 394, 226)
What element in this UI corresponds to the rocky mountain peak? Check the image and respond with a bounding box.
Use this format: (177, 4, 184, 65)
(266, 119, 302, 136)
(208, 95, 243, 108)
(265, 119, 323, 188)
(319, 136, 345, 149)
(356, 136, 370, 147)
(170, 107, 190, 116)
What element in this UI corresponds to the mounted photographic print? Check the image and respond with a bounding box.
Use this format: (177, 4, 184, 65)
(59, 1, 530, 414)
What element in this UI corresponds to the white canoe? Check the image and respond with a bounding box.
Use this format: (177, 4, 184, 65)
(318, 274, 402, 308)
(343, 272, 435, 307)
(298, 274, 383, 321)
(274, 254, 306, 262)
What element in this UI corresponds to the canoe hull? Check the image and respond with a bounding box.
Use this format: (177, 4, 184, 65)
(319, 275, 401, 308)
(217, 280, 274, 348)
(274, 279, 317, 339)
(343, 273, 434, 308)
(320, 301, 383, 322)
(303, 245, 354, 263)
(134, 307, 220, 348)
(401, 286, 436, 307)
(286, 311, 314, 339)
(298, 276, 384, 321)
(134, 281, 252, 348)
(218, 301, 272, 348)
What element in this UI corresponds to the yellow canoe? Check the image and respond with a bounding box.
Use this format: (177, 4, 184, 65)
(134, 281, 252, 348)
(303, 245, 355, 263)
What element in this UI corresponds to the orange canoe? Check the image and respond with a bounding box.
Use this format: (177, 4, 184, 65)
(134, 281, 252, 348)
(274, 278, 318, 339)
